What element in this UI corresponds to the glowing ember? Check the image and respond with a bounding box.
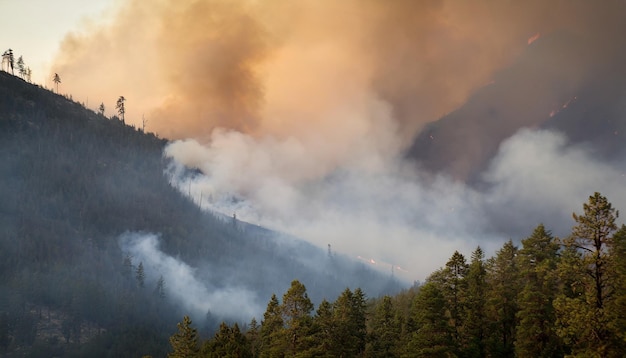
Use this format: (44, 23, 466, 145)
(527, 32, 541, 45)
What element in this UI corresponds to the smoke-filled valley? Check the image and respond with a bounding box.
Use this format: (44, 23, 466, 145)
(2, 0, 626, 356)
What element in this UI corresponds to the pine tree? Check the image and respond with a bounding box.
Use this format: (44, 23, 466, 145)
(53, 73, 61, 93)
(246, 317, 261, 358)
(464, 246, 487, 358)
(168, 315, 199, 358)
(434, 250, 468, 353)
(309, 299, 335, 357)
(136, 262, 145, 288)
(260, 294, 284, 357)
(154, 275, 166, 299)
(281, 280, 314, 356)
(203, 322, 252, 357)
(16, 56, 25, 78)
(116, 96, 126, 124)
(555, 193, 621, 356)
(406, 282, 454, 356)
(98, 102, 105, 116)
(367, 295, 401, 357)
(485, 240, 519, 357)
(331, 287, 367, 356)
(515, 224, 562, 357)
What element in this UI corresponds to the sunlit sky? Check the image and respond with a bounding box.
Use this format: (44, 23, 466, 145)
(0, 0, 112, 85)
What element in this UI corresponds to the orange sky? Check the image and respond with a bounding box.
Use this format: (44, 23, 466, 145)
(51, 0, 592, 143)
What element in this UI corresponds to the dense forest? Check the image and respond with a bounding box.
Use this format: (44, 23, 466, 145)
(171, 192, 626, 357)
(0, 70, 400, 357)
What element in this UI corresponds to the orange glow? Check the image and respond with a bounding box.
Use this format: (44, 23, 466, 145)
(527, 32, 540, 45)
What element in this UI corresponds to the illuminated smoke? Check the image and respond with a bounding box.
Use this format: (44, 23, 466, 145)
(54, 1, 626, 280)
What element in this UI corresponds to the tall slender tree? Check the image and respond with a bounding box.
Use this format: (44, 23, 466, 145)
(555, 192, 621, 356)
(53, 73, 61, 93)
(16, 56, 25, 78)
(485, 240, 519, 357)
(116, 96, 126, 124)
(260, 294, 284, 357)
(281, 280, 314, 356)
(464, 246, 487, 358)
(515, 224, 562, 357)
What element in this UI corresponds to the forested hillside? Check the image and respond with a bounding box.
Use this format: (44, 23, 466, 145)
(0, 71, 400, 357)
(174, 193, 626, 357)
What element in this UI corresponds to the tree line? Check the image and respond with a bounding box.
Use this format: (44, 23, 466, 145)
(167, 192, 626, 357)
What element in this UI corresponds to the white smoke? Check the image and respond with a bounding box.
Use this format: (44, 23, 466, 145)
(118, 232, 262, 320)
(164, 127, 626, 282)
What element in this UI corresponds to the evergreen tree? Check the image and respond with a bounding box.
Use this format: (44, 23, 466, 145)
(99, 102, 105, 116)
(434, 250, 468, 353)
(246, 318, 261, 358)
(116, 96, 126, 124)
(332, 287, 367, 356)
(17, 56, 25, 78)
(555, 193, 621, 356)
(154, 275, 166, 299)
(309, 299, 335, 357)
(485, 240, 519, 357)
(53, 73, 61, 93)
(367, 295, 401, 357)
(136, 262, 145, 288)
(406, 282, 453, 357)
(515, 224, 562, 357)
(122, 255, 133, 280)
(260, 294, 284, 357)
(203, 322, 252, 358)
(464, 246, 487, 358)
(281, 280, 314, 356)
(168, 315, 199, 358)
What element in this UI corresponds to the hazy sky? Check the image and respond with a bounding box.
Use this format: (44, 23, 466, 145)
(0, 0, 113, 85)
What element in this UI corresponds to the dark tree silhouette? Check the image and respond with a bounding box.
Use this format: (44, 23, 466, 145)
(53, 73, 61, 93)
(98, 102, 105, 116)
(116, 96, 126, 124)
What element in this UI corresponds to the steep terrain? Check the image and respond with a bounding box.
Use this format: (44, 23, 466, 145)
(407, 31, 626, 182)
(0, 71, 400, 357)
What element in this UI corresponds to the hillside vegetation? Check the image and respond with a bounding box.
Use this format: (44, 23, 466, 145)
(0, 71, 399, 357)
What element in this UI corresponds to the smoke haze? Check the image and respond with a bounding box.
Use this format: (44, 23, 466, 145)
(119, 232, 262, 320)
(54, 1, 626, 280)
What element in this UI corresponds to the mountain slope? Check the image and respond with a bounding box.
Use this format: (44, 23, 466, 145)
(407, 31, 626, 182)
(0, 71, 400, 357)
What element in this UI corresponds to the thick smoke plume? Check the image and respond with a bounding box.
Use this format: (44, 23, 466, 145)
(53, 0, 626, 141)
(56, 1, 626, 280)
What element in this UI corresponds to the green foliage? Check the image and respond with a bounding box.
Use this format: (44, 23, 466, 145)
(281, 280, 314, 356)
(485, 240, 519, 357)
(464, 246, 487, 358)
(406, 282, 453, 357)
(555, 193, 622, 357)
(168, 315, 199, 358)
(367, 295, 401, 357)
(202, 322, 252, 358)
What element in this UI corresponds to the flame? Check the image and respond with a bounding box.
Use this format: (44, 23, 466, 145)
(527, 32, 541, 45)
